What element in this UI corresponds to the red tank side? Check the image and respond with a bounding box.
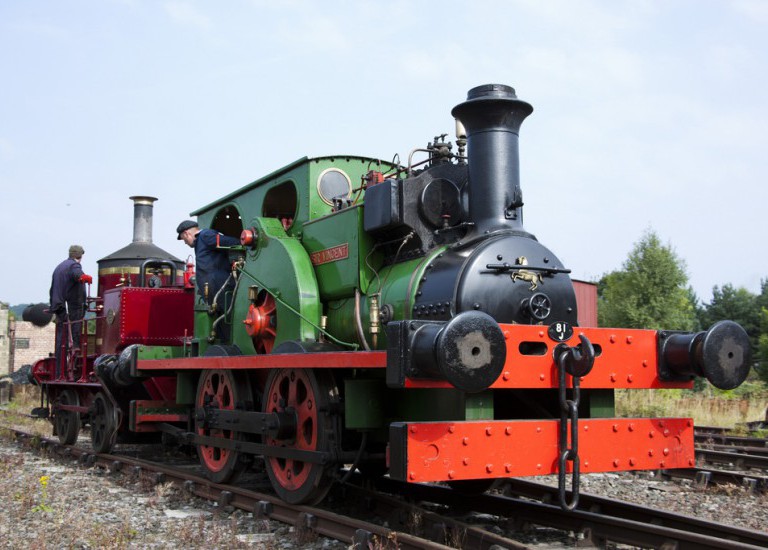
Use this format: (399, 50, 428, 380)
(101, 287, 194, 354)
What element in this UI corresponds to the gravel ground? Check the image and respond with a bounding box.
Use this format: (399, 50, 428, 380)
(0, 437, 347, 550)
(1, 432, 766, 549)
(535, 469, 768, 533)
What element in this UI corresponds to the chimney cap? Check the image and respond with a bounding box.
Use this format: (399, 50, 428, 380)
(129, 196, 158, 205)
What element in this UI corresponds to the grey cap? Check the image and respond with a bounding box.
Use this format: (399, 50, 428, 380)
(176, 220, 199, 239)
(68, 245, 84, 259)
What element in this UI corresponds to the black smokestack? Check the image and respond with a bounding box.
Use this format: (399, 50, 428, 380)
(451, 84, 533, 234)
(129, 196, 158, 243)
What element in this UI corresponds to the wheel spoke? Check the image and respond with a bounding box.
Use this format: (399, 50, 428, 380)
(264, 368, 338, 504)
(195, 368, 251, 484)
(55, 390, 80, 445)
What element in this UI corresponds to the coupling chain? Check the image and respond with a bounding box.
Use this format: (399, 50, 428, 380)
(557, 349, 581, 511)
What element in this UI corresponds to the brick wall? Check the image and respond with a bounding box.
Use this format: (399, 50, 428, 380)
(12, 320, 55, 372)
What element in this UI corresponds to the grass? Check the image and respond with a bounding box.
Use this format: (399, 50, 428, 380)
(616, 381, 768, 429)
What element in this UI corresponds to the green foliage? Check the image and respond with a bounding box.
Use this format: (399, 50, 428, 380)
(10, 304, 29, 318)
(697, 278, 768, 384)
(699, 284, 760, 336)
(598, 230, 696, 330)
(757, 306, 768, 383)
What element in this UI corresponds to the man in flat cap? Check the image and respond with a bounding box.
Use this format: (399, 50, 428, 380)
(177, 220, 240, 311)
(49, 244, 93, 378)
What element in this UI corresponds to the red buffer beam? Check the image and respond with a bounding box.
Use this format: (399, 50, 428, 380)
(389, 418, 695, 483)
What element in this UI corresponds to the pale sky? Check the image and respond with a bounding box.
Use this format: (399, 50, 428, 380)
(1, 0, 766, 306)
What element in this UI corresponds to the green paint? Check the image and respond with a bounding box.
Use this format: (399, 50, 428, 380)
(587, 389, 615, 418)
(465, 390, 494, 420)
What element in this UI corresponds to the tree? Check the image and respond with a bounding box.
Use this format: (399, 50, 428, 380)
(697, 280, 768, 385)
(598, 230, 696, 331)
(757, 307, 768, 383)
(698, 284, 759, 336)
(753, 279, 768, 383)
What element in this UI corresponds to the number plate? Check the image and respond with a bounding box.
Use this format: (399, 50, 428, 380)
(548, 321, 573, 342)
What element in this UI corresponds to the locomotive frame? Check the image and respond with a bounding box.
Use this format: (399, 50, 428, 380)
(29, 84, 751, 510)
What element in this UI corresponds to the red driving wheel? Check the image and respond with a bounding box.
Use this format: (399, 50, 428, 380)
(243, 291, 276, 354)
(263, 368, 339, 504)
(195, 369, 251, 483)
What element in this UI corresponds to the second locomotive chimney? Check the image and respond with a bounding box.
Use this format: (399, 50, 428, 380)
(451, 84, 533, 234)
(129, 195, 158, 243)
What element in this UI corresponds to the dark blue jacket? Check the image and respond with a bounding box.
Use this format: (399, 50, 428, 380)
(49, 258, 85, 317)
(194, 229, 240, 303)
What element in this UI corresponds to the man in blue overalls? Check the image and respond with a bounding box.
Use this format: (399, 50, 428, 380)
(49, 245, 92, 378)
(177, 220, 241, 340)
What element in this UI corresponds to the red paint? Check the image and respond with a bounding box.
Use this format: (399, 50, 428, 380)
(396, 418, 694, 482)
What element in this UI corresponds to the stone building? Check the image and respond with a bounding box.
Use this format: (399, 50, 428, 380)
(0, 303, 9, 377)
(12, 319, 55, 372)
(0, 303, 56, 378)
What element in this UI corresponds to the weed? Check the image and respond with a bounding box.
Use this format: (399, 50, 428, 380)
(616, 388, 768, 428)
(30, 475, 52, 513)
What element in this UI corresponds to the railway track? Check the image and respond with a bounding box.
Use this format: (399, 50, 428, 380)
(2, 422, 767, 549)
(661, 467, 768, 493)
(2, 426, 527, 549)
(682, 426, 768, 492)
(374, 477, 768, 550)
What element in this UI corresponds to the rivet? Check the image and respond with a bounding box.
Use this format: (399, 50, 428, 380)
(663, 448, 669, 456)
(505, 463, 512, 473)
(626, 336, 633, 344)
(485, 427, 493, 436)
(627, 374, 633, 383)
(503, 331, 510, 340)
(539, 373, 545, 381)
(538, 330, 545, 337)
(686, 419, 693, 427)
(628, 423, 635, 432)
(642, 360, 648, 368)
(448, 470, 455, 479)
(610, 373, 616, 382)
(629, 458, 636, 466)
(409, 472, 416, 480)
(410, 426, 417, 434)
(610, 335, 616, 343)
(648, 450, 654, 457)
(649, 430, 655, 438)
(688, 458, 694, 466)
(584, 425, 589, 432)
(448, 425, 455, 433)
(660, 461, 665, 468)
(536, 426, 542, 433)
(502, 371, 510, 381)
(536, 463, 542, 470)
(584, 461, 589, 468)
(486, 464, 493, 473)
(462, 437, 469, 446)
(613, 459, 620, 467)
(463, 458, 470, 466)
(663, 429, 670, 436)
(612, 424, 619, 432)
(505, 426, 512, 436)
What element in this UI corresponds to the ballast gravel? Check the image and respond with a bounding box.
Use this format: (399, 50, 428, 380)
(0, 436, 766, 549)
